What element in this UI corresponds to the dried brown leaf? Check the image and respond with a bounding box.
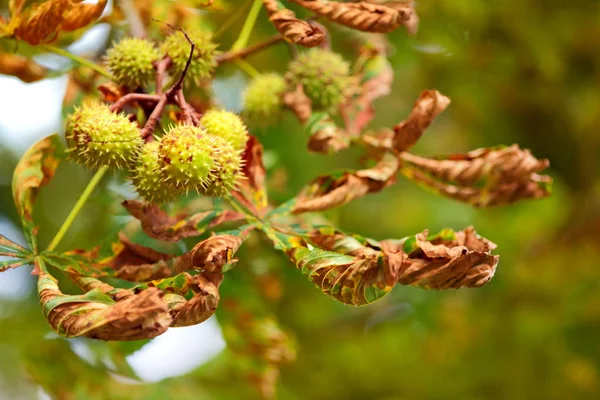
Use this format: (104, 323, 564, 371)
(0, 53, 47, 83)
(60, 0, 107, 32)
(186, 234, 246, 274)
(392, 89, 451, 152)
(122, 200, 244, 242)
(292, 152, 399, 213)
(170, 273, 222, 326)
(400, 145, 552, 207)
(291, 0, 413, 33)
(382, 227, 499, 289)
(262, 0, 325, 47)
(14, 0, 72, 45)
(401, 145, 550, 186)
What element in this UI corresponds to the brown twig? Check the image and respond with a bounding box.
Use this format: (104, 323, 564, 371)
(109, 93, 161, 112)
(217, 35, 284, 63)
(154, 56, 172, 96)
(137, 21, 197, 140)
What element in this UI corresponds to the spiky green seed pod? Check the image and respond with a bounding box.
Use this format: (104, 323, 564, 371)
(200, 109, 249, 151)
(202, 136, 243, 197)
(65, 102, 143, 169)
(158, 125, 220, 192)
(242, 73, 286, 128)
(161, 28, 218, 84)
(105, 38, 161, 89)
(287, 48, 353, 111)
(131, 141, 182, 203)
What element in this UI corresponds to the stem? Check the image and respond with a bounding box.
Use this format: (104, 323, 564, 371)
(235, 59, 260, 78)
(217, 35, 283, 63)
(46, 166, 109, 252)
(231, 0, 263, 51)
(40, 45, 112, 79)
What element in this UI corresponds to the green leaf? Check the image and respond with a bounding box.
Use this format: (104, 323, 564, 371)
(12, 134, 64, 253)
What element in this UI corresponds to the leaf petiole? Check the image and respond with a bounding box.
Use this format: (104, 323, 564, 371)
(46, 166, 109, 252)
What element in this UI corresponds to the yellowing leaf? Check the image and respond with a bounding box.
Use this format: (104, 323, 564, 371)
(60, 0, 107, 32)
(0, 52, 47, 82)
(12, 134, 64, 252)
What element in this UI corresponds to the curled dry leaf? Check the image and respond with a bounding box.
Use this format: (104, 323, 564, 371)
(382, 227, 499, 289)
(262, 0, 325, 47)
(60, 0, 107, 32)
(401, 145, 551, 186)
(12, 134, 64, 252)
(13, 0, 72, 45)
(305, 112, 350, 154)
(123, 200, 244, 242)
(400, 145, 552, 207)
(0, 53, 47, 83)
(185, 234, 246, 274)
(170, 272, 223, 326)
(38, 265, 171, 341)
(292, 151, 399, 213)
(392, 89, 451, 152)
(290, 0, 413, 33)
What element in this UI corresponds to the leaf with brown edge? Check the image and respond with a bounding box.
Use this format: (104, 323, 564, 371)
(262, 0, 325, 47)
(233, 135, 269, 216)
(290, 0, 413, 33)
(392, 89, 451, 152)
(342, 43, 394, 135)
(0, 233, 29, 258)
(122, 200, 244, 242)
(59, 0, 107, 32)
(277, 225, 498, 305)
(291, 151, 399, 213)
(12, 134, 64, 253)
(0, 53, 47, 83)
(381, 227, 499, 289)
(400, 145, 552, 207)
(286, 230, 405, 306)
(13, 0, 72, 45)
(305, 112, 350, 154)
(37, 259, 171, 341)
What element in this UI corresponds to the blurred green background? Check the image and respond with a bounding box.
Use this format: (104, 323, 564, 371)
(1, 0, 599, 399)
